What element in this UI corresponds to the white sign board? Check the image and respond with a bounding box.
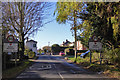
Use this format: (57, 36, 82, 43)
(3, 43, 18, 52)
(89, 42, 102, 50)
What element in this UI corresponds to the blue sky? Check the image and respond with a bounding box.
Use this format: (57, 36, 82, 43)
(32, 20, 74, 49)
(30, 2, 74, 49)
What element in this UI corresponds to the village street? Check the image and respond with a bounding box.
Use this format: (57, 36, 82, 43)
(16, 55, 110, 80)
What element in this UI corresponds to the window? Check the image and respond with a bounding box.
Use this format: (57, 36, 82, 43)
(33, 44, 36, 47)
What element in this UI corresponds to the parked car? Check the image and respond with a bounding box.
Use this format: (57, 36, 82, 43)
(59, 51, 65, 56)
(80, 50, 90, 58)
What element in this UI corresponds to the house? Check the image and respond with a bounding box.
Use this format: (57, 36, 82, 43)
(60, 39, 87, 50)
(26, 40, 38, 56)
(60, 39, 74, 47)
(76, 41, 87, 50)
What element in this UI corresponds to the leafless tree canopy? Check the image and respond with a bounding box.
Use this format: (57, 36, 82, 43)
(2, 2, 53, 40)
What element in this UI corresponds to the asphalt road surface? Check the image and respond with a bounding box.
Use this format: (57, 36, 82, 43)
(16, 55, 117, 80)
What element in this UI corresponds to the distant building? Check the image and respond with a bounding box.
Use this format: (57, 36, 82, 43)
(60, 39, 87, 50)
(60, 39, 74, 47)
(26, 40, 38, 55)
(76, 41, 87, 50)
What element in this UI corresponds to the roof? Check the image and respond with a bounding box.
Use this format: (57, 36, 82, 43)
(26, 40, 37, 43)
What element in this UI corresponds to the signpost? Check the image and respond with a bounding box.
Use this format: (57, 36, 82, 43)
(89, 42, 102, 50)
(3, 43, 18, 52)
(7, 35, 15, 42)
(89, 35, 102, 65)
(3, 35, 18, 68)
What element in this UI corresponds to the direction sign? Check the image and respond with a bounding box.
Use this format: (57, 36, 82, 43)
(3, 43, 18, 52)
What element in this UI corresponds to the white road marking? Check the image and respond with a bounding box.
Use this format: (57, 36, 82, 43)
(58, 72, 64, 80)
(53, 63, 64, 80)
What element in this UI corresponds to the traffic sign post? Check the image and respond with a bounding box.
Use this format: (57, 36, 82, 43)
(89, 42, 102, 50)
(90, 51, 92, 64)
(3, 35, 18, 67)
(7, 35, 15, 42)
(88, 35, 102, 65)
(3, 43, 18, 52)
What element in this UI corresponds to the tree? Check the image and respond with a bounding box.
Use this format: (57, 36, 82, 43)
(77, 2, 120, 65)
(38, 48, 43, 54)
(79, 2, 120, 48)
(2, 2, 53, 60)
(42, 46, 51, 53)
(54, 2, 84, 61)
(77, 20, 93, 47)
(51, 44, 61, 53)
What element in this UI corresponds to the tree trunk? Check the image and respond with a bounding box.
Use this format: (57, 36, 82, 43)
(20, 33, 25, 60)
(19, 2, 25, 60)
(73, 10, 77, 62)
(108, 17, 114, 44)
(74, 28, 77, 59)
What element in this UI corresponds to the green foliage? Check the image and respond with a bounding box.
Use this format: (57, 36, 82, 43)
(77, 2, 119, 46)
(77, 2, 120, 65)
(42, 46, 51, 53)
(51, 44, 61, 53)
(24, 49, 35, 59)
(55, 2, 120, 65)
(55, 2, 83, 24)
(65, 48, 74, 55)
(28, 51, 35, 59)
(103, 48, 120, 65)
(38, 49, 44, 54)
(65, 48, 71, 53)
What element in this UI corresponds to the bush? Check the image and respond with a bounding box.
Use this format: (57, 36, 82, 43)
(28, 51, 35, 59)
(77, 50, 87, 53)
(23, 56, 29, 60)
(24, 49, 36, 59)
(65, 48, 74, 55)
(103, 48, 120, 65)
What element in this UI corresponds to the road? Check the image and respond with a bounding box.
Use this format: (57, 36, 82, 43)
(16, 55, 116, 80)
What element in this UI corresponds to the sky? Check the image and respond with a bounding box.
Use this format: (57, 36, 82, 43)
(30, 2, 74, 49)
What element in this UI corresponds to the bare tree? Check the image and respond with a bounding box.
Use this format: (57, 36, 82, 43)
(2, 2, 53, 60)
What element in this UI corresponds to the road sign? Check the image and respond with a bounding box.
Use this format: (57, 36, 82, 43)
(89, 42, 102, 50)
(92, 36, 98, 42)
(3, 43, 18, 52)
(7, 35, 15, 42)
(89, 35, 102, 50)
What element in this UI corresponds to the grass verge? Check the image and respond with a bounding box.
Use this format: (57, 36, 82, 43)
(2, 56, 39, 78)
(67, 55, 120, 79)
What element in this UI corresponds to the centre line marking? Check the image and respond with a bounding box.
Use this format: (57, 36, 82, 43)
(53, 64, 64, 80)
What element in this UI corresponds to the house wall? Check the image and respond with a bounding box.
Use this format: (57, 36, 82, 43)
(26, 41, 38, 55)
(83, 45, 87, 50)
(77, 41, 87, 50)
(77, 41, 83, 50)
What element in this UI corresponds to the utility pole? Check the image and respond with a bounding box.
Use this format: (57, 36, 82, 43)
(48, 42, 50, 46)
